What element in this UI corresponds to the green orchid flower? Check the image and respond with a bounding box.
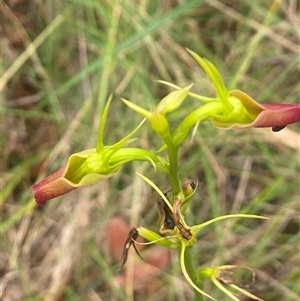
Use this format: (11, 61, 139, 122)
(121, 84, 193, 140)
(32, 96, 169, 205)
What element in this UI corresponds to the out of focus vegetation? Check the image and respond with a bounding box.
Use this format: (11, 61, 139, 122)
(1, 0, 299, 300)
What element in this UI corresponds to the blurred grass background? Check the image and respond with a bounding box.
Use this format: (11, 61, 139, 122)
(1, 0, 299, 300)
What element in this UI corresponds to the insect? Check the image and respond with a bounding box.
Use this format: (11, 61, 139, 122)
(157, 188, 192, 240)
(122, 182, 196, 266)
(121, 227, 143, 267)
(157, 188, 176, 230)
(173, 197, 192, 240)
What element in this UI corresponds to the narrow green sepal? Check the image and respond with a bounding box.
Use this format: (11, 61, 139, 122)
(157, 84, 193, 114)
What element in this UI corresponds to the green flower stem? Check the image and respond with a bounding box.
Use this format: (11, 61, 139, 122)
(194, 287, 204, 300)
(110, 148, 170, 173)
(173, 101, 224, 146)
(163, 133, 181, 196)
(179, 243, 216, 301)
(180, 246, 204, 301)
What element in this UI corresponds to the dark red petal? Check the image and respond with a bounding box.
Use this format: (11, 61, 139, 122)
(253, 104, 300, 128)
(33, 175, 76, 205)
(32, 166, 66, 191)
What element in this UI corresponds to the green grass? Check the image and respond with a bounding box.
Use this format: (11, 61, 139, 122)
(1, 0, 299, 300)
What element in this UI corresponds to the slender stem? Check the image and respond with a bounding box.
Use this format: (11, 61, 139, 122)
(183, 247, 203, 301)
(194, 287, 204, 300)
(163, 134, 181, 195)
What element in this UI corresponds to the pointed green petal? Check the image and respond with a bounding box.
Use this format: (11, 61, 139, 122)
(186, 48, 229, 104)
(157, 84, 193, 114)
(96, 94, 113, 152)
(121, 98, 151, 118)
